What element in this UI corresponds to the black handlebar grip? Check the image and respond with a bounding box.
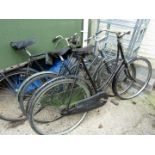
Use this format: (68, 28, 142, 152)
(96, 30, 103, 35)
(127, 31, 131, 35)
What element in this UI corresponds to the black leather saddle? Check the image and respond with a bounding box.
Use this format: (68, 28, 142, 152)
(51, 47, 71, 56)
(73, 45, 94, 57)
(10, 39, 34, 50)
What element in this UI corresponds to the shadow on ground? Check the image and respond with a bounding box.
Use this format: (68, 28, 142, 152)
(0, 90, 155, 135)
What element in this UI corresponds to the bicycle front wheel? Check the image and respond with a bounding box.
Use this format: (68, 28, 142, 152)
(28, 77, 91, 135)
(112, 57, 152, 99)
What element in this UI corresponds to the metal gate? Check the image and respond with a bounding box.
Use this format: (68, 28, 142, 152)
(94, 19, 150, 58)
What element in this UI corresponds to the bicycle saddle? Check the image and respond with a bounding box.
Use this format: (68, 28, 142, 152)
(10, 39, 35, 50)
(73, 45, 94, 57)
(51, 47, 71, 56)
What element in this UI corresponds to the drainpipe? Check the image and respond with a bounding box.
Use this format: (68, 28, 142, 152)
(82, 19, 89, 47)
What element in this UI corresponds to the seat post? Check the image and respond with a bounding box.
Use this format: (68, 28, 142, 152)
(24, 48, 32, 57)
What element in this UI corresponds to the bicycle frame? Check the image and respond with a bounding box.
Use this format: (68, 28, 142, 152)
(98, 36, 129, 91)
(52, 30, 133, 113)
(72, 34, 132, 94)
(31, 30, 134, 115)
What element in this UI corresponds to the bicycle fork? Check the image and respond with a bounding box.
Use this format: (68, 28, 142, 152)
(123, 62, 136, 82)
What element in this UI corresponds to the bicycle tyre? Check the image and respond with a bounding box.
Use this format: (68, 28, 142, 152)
(93, 58, 118, 95)
(17, 71, 57, 116)
(28, 77, 91, 135)
(0, 68, 37, 121)
(112, 56, 152, 99)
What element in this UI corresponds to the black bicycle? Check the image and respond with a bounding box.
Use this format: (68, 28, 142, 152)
(0, 36, 77, 122)
(27, 30, 152, 135)
(17, 31, 115, 120)
(16, 34, 81, 120)
(0, 39, 46, 121)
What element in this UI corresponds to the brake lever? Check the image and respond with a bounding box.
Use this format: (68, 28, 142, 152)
(117, 31, 131, 38)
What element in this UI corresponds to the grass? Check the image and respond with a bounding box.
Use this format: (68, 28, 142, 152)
(40, 87, 85, 107)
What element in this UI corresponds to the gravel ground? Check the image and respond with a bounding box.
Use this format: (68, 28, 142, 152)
(0, 90, 155, 135)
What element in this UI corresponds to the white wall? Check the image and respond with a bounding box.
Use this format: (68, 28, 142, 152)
(138, 20, 155, 59)
(82, 19, 89, 46)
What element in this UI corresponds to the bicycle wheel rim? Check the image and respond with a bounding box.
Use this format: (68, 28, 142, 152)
(18, 71, 57, 116)
(114, 63, 136, 95)
(28, 78, 90, 135)
(93, 58, 117, 95)
(0, 69, 36, 121)
(113, 57, 152, 99)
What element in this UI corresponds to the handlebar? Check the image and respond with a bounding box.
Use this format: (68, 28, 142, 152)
(52, 35, 64, 43)
(52, 35, 70, 46)
(52, 33, 80, 48)
(96, 29, 131, 37)
(85, 29, 131, 42)
(117, 31, 131, 38)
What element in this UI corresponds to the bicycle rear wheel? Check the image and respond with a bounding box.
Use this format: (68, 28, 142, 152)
(28, 77, 91, 135)
(17, 71, 57, 116)
(0, 68, 37, 121)
(112, 57, 152, 99)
